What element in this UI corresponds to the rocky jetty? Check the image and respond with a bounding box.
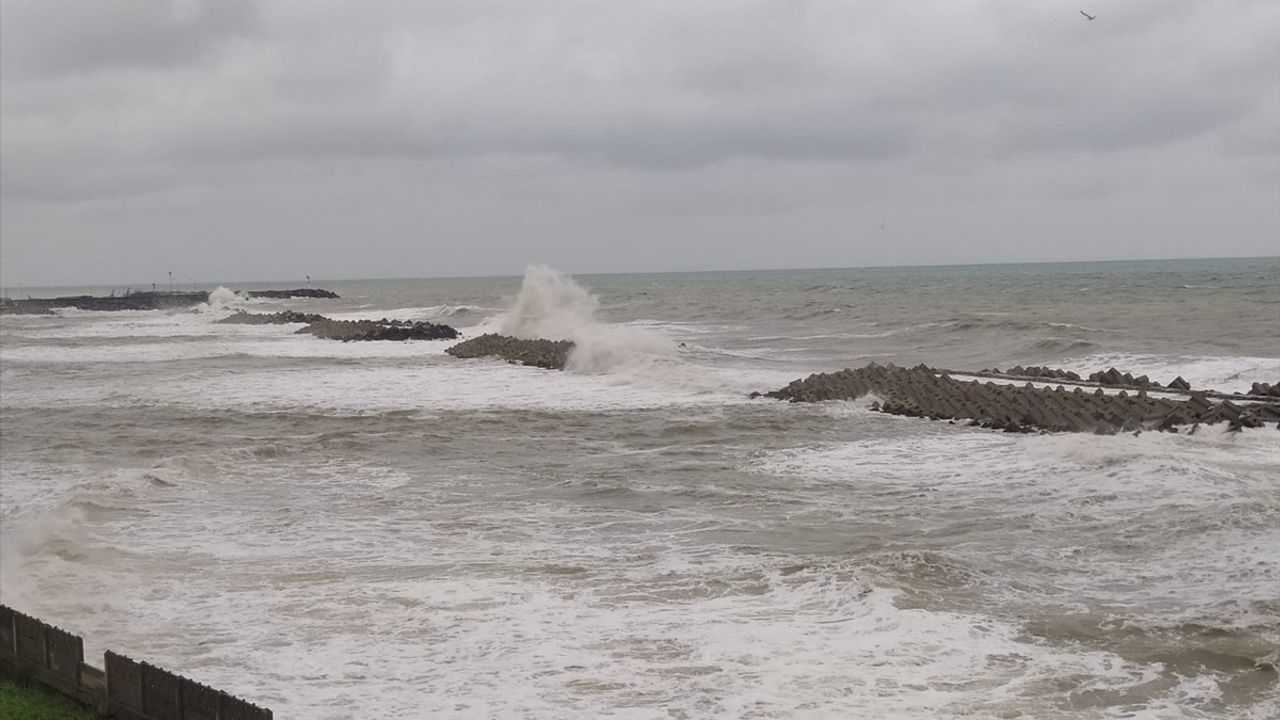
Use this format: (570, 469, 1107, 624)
(246, 288, 340, 299)
(0, 302, 54, 315)
(296, 318, 459, 341)
(1, 291, 210, 314)
(1, 287, 340, 314)
(445, 334, 575, 370)
(755, 363, 1280, 434)
(216, 310, 329, 325)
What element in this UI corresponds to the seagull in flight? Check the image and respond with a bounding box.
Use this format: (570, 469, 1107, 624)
(1080, 10, 1096, 20)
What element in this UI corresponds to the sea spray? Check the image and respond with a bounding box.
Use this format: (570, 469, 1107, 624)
(497, 265, 677, 375)
(196, 286, 247, 314)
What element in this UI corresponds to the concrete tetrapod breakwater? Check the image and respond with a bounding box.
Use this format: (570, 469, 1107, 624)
(215, 310, 330, 325)
(446, 333, 576, 369)
(754, 363, 1280, 434)
(0, 604, 272, 719)
(297, 318, 460, 341)
(217, 312, 462, 340)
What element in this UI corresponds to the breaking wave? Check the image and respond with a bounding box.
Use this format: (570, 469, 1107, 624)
(195, 286, 249, 314)
(495, 265, 677, 375)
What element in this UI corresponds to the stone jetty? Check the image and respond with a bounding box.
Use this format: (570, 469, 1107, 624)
(0, 291, 211, 314)
(246, 288, 340, 299)
(1, 287, 341, 314)
(445, 333, 575, 369)
(755, 363, 1280, 434)
(297, 318, 459, 341)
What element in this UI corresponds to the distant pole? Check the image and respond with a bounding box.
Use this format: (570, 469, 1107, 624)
(306, 274, 311, 287)
(169, 271, 173, 293)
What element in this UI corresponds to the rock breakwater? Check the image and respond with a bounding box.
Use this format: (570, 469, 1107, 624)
(1, 291, 210, 314)
(297, 319, 460, 341)
(1, 288, 342, 314)
(756, 363, 1280, 434)
(246, 288, 340, 299)
(216, 310, 329, 325)
(445, 334, 575, 369)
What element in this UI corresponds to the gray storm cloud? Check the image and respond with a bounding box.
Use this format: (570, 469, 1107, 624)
(1, 0, 1277, 285)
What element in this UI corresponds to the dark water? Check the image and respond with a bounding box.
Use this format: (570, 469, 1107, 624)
(1, 258, 1277, 719)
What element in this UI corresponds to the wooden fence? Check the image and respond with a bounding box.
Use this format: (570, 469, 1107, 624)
(0, 604, 272, 719)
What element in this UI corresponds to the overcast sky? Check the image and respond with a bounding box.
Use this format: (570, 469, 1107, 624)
(2, 0, 1277, 286)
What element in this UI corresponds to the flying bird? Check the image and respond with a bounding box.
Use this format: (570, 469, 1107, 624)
(1080, 10, 1096, 20)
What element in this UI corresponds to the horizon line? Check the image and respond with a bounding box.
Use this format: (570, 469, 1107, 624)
(2, 253, 1275, 291)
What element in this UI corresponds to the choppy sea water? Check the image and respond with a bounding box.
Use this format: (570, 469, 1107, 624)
(1, 258, 1278, 719)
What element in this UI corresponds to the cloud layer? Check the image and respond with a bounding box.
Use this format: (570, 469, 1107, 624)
(2, 0, 1277, 285)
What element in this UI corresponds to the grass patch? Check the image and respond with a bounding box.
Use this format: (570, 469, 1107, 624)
(0, 675, 95, 720)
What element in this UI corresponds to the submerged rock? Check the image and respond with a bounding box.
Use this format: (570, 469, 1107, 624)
(297, 319, 459, 341)
(445, 333, 575, 370)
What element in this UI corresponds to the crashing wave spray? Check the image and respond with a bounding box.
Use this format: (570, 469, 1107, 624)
(195, 286, 248, 314)
(496, 265, 675, 374)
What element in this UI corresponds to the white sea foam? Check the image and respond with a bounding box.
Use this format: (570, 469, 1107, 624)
(1063, 352, 1280, 394)
(203, 286, 244, 311)
(0, 353, 747, 413)
(0, 453, 1184, 719)
(754, 429, 1280, 628)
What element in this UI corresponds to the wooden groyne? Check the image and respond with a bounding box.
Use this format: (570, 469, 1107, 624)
(0, 604, 272, 719)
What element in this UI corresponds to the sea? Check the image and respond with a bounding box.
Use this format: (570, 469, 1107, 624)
(1, 257, 1277, 719)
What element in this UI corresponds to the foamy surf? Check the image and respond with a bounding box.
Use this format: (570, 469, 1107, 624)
(1062, 352, 1280, 394)
(2, 258, 1277, 719)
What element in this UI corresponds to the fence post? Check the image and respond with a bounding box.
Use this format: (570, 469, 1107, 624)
(140, 661, 148, 714)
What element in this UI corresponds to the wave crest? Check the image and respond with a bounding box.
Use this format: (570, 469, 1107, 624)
(496, 265, 675, 374)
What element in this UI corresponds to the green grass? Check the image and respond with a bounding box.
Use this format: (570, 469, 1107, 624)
(0, 675, 95, 720)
